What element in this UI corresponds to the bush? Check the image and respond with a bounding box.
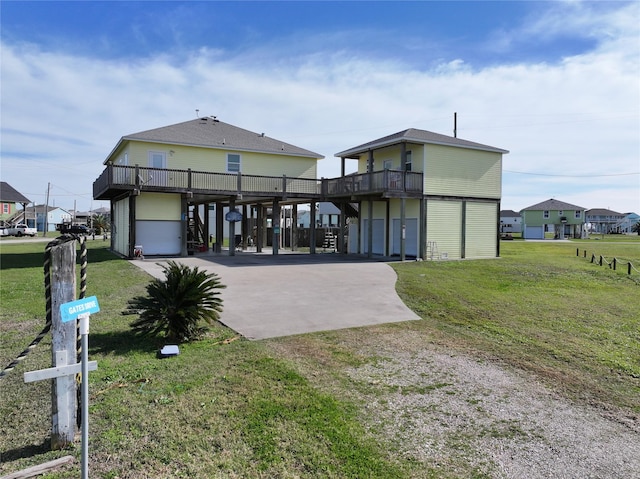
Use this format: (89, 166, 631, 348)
(128, 261, 226, 342)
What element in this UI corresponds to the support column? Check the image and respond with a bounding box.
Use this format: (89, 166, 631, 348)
(229, 198, 236, 256)
(400, 197, 406, 261)
(204, 202, 210, 250)
(309, 201, 316, 254)
(242, 205, 248, 250)
(272, 198, 280, 255)
(419, 198, 427, 260)
(292, 204, 298, 251)
(215, 202, 224, 253)
(367, 199, 373, 258)
(180, 195, 188, 257)
(338, 202, 345, 254)
(256, 204, 264, 253)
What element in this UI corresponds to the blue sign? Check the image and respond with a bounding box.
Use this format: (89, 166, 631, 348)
(225, 209, 243, 222)
(60, 296, 100, 323)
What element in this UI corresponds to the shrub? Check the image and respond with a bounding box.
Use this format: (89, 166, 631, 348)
(128, 261, 226, 342)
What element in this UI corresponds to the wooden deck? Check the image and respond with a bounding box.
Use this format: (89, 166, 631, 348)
(93, 165, 424, 202)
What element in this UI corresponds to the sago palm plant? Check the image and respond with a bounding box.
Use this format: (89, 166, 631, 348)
(128, 261, 226, 342)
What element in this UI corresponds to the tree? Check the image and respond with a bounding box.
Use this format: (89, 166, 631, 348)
(632, 221, 640, 235)
(128, 261, 226, 342)
(91, 214, 109, 234)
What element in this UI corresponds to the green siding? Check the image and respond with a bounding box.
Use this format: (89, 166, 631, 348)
(522, 209, 584, 226)
(137, 192, 181, 221)
(425, 145, 501, 198)
(126, 141, 317, 179)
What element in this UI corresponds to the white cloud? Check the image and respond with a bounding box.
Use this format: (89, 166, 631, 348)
(1, 2, 638, 213)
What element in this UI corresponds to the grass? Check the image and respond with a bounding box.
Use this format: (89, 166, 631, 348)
(1, 236, 639, 478)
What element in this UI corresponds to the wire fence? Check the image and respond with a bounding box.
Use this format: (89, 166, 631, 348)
(576, 248, 640, 275)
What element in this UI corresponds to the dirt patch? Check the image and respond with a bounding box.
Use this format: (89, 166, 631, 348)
(270, 328, 640, 478)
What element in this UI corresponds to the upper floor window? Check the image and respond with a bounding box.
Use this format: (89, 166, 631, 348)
(2, 203, 9, 214)
(543, 210, 549, 219)
(383, 159, 393, 170)
(405, 151, 412, 172)
(148, 151, 166, 169)
(575, 210, 581, 219)
(558, 210, 563, 216)
(227, 153, 241, 172)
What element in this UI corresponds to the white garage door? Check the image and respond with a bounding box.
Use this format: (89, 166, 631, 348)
(136, 220, 181, 255)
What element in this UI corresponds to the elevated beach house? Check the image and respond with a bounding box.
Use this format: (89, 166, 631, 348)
(521, 198, 586, 239)
(93, 118, 508, 259)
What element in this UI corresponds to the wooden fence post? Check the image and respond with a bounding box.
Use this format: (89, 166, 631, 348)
(50, 241, 77, 449)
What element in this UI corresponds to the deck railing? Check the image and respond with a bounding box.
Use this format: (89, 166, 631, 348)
(323, 170, 423, 196)
(93, 165, 423, 200)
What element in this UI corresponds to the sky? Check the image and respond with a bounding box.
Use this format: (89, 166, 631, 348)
(1, 0, 639, 214)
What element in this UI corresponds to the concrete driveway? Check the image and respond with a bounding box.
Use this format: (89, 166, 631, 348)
(130, 252, 420, 340)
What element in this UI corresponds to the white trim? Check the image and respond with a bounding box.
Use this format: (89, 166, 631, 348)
(227, 153, 241, 173)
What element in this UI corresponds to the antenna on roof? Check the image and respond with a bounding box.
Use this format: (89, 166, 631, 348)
(453, 112, 457, 138)
(195, 109, 199, 118)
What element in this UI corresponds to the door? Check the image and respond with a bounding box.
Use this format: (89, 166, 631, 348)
(147, 151, 167, 186)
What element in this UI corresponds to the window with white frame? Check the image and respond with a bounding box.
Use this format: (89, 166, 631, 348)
(405, 150, 412, 171)
(2, 203, 9, 214)
(543, 210, 549, 219)
(558, 210, 563, 216)
(575, 210, 581, 219)
(227, 153, 241, 172)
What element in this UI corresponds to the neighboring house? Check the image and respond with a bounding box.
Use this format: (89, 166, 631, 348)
(334, 129, 508, 259)
(0, 181, 30, 226)
(586, 208, 624, 234)
(25, 205, 72, 232)
(93, 118, 508, 259)
(520, 199, 586, 239)
(615, 212, 640, 234)
(500, 210, 522, 234)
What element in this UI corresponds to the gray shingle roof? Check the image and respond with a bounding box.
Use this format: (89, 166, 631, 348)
(0, 182, 31, 203)
(335, 128, 509, 158)
(522, 198, 586, 212)
(586, 208, 623, 216)
(500, 210, 521, 217)
(113, 117, 323, 160)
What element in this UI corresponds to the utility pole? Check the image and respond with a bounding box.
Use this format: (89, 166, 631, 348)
(43, 182, 51, 237)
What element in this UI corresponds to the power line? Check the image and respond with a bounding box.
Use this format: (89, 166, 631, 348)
(504, 170, 640, 178)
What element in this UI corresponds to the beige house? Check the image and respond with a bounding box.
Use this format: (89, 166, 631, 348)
(94, 118, 508, 260)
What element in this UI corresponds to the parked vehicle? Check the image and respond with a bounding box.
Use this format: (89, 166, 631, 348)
(6, 224, 37, 237)
(59, 224, 91, 235)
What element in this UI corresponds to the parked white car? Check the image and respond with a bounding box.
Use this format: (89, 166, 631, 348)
(6, 224, 37, 237)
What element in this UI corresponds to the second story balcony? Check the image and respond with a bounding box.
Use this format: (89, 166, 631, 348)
(93, 164, 424, 202)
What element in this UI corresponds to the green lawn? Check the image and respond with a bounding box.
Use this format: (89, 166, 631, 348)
(0, 237, 638, 478)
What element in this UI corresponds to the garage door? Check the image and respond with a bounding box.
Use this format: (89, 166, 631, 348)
(465, 202, 497, 258)
(392, 218, 418, 257)
(524, 226, 544, 239)
(136, 220, 181, 255)
(362, 219, 385, 255)
(427, 200, 462, 259)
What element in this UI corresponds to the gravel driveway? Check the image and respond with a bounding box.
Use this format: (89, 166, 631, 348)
(344, 333, 640, 479)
